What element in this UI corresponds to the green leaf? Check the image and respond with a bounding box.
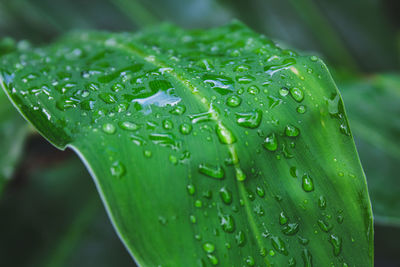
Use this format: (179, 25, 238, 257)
(0, 87, 28, 194)
(0, 157, 134, 266)
(0, 22, 373, 266)
(341, 74, 400, 226)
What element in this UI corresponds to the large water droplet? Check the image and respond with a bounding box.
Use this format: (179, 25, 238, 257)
(271, 236, 288, 255)
(235, 109, 262, 129)
(226, 95, 242, 107)
(290, 87, 304, 102)
(102, 123, 116, 134)
(198, 163, 224, 179)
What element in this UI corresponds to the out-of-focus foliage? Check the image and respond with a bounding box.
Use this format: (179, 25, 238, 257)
(341, 74, 400, 226)
(0, 156, 134, 266)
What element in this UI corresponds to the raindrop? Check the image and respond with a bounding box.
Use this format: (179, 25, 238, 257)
(263, 133, 278, 151)
(297, 105, 306, 114)
(102, 123, 116, 134)
(219, 187, 232, 204)
(203, 242, 215, 253)
(235, 231, 246, 246)
(271, 236, 288, 255)
(162, 119, 174, 130)
(187, 184, 195, 195)
(279, 212, 288, 225)
(317, 219, 332, 232)
(179, 123, 192, 135)
(245, 256, 255, 266)
(290, 87, 304, 102)
(220, 214, 235, 233)
(282, 223, 299, 235)
(216, 122, 236, 144)
(235, 110, 262, 128)
(198, 163, 224, 179)
(329, 234, 342, 256)
(226, 95, 242, 107)
(110, 161, 126, 178)
(119, 121, 140, 131)
(285, 124, 300, 137)
(302, 174, 314, 192)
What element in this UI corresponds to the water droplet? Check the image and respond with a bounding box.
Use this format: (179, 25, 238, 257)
(216, 122, 236, 144)
(245, 256, 255, 266)
(297, 105, 306, 114)
(198, 163, 224, 179)
(190, 215, 196, 224)
(318, 196, 327, 209)
(279, 87, 289, 97)
(285, 124, 300, 137)
(317, 219, 332, 232)
(282, 223, 299, 235)
(235, 231, 246, 246)
(207, 254, 219, 265)
(247, 85, 259, 95)
(187, 184, 195, 195)
(162, 119, 174, 130)
(279, 212, 288, 225)
(170, 104, 186, 115)
(144, 150, 152, 158)
(102, 123, 116, 134)
(110, 161, 126, 178)
(226, 95, 242, 107)
(288, 257, 296, 266)
(310, 56, 318, 62)
(111, 83, 124, 92)
(302, 174, 314, 192)
(220, 214, 235, 233)
(179, 123, 192, 135)
(195, 199, 203, 208)
(203, 74, 234, 95)
(219, 187, 232, 204)
(99, 92, 117, 104)
(271, 236, 288, 255)
(329, 234, 342, 256)
(158, 216, 167, 225)
(203, 242, 215, 253)
(169, 155, 178, 165)
(290, 87, 304, 102)
(256, 186, 265, 197)
(263, 133, 278, 151)
(119, 121, 140, 131)
(235, 110, 262, 128)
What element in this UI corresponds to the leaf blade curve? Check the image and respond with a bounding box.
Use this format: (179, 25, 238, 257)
(0, 22, 373, 266)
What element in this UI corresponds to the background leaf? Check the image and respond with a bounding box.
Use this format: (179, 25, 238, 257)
(0, 149, 134, 267)
(0, 22, 373, 266)
(340, 74, 400, 226)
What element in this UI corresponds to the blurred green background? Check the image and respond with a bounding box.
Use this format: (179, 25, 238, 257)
(0, 0, 399, 266)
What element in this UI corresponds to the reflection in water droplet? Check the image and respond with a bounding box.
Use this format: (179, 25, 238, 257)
(203, 242, 215, 253)
(290, 87, 304, 102)
(219, 187, 232, 204)
(220, 214, 235, 233)
(271, 236, 288, 255)
(226, 95, 242, 107)
(329, 234, 342, 256)
(216, 122, 236, 144)
(179, 123, 192, 135)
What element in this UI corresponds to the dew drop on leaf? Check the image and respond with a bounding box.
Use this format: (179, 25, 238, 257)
(226, 95, 242, 107)
(285, 124, 300, 137)
(179, 123, 192, 135)
(302, 174, 314, 192)
(102, 123, 116, 134)
(110, 161, 126, 178)
(203, 242, 215, 253)
(198, 163, 224, 179)
(235, 109, 262, 129)
(263, 133, 278, 151)
(219, 186, 232, 204)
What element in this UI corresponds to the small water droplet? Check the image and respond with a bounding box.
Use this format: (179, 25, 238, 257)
(290, 87, 304, 102)
(226, 95, 242, 107)
(302, 174, 314, 192)
(285, 124, 300, 137)
(187, 184, 195, 195)
(219, 187, 232, 204)
(329, 234, 342, 256)
(119, 121, 140, 131)
(245, 256, 255, 266)
(170, 104, 186, 115)
(179, 123, 192, 135)
(317, 219, 332, 232)
(144, 150, 152, 158)
(207, 254, 219, 265)
(110, 161, 126, 178)
(279, 212, 288, 225)
(235, 231, 246, 246)
(203, 242, 215, 253)
(256, 186, 265, 198)
(297, 105, 306, 114)
(310, 55, 318, 62)
(102, 123, 116, 134)
(318, 196, 327, 209)
(263, 133, 278, 151)
(271, 236, 288, 255)
(282, 223, 299, 235)
(220, 214, 235, 233)
(162, 119, 174, 130)
(279, 87, 289, 97)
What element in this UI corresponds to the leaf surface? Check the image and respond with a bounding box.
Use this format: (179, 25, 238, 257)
(0, 22, 373, 266)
